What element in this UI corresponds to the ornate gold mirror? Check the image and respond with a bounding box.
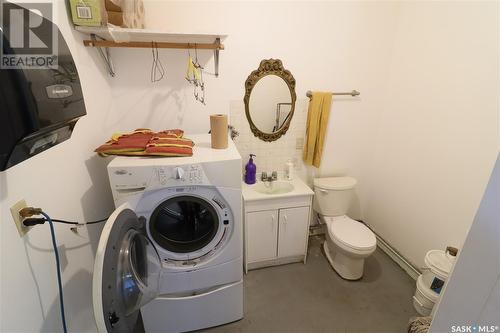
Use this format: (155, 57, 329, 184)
(244, 59, 296, 142)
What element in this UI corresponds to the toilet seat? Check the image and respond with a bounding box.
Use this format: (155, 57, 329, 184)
(324, 216, 376, 252)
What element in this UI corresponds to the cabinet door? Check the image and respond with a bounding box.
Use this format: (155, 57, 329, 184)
(246, 210, 279, 263)
(278, 206, 310, 258)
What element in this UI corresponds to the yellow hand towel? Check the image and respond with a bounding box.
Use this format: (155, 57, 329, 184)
(303, 92, 332, 168)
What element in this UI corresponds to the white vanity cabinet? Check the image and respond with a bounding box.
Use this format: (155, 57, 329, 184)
(242, 179, 314, 272)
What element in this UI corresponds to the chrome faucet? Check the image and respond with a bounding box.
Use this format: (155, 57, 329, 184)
(228, 125, 239, 140)
(261, 171, 278, 182)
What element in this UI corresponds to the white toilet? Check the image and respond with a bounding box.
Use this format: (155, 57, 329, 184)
(313, 177, 377, 280)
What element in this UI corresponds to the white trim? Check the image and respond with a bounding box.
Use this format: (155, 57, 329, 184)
(375, 234, 420, 280)
(247, 255, 305, 270)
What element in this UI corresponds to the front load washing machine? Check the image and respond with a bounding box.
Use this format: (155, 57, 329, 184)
(92, 134, 243, 333)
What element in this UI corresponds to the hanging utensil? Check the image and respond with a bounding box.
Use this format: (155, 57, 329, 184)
(150, 42, 165, 82)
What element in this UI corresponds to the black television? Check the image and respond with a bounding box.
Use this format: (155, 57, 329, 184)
(0, 3, 86, 171)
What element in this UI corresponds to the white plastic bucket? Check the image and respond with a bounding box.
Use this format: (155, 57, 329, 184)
(421, 249, 456, 294)
(413, 247, 457, 315)
(413, 275, 439, 316)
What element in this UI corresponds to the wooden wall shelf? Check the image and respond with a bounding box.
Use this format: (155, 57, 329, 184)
(75, 26, 227, 77)
(83, 39, 224, 50)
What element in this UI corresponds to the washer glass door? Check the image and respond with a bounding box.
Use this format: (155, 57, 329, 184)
(119, 228, 160, 315)
(149, 195, 220, 253)
(94, 205, 161, 332)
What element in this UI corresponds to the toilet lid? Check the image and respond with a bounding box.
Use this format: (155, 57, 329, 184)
(328, 216, 376, 251)
(314, 177, 357, 190)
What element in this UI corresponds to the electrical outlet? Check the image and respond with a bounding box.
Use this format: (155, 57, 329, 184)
(10, 199, 32, 237)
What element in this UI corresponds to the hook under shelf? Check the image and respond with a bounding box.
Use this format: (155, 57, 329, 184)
(89, 34, 115, 77)
(81, 30, 225, 78)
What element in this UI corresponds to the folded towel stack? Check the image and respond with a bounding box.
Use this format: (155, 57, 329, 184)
(95, 129, 194, 157)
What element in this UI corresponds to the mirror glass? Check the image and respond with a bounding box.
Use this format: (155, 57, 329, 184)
(249, 75, 292, 134)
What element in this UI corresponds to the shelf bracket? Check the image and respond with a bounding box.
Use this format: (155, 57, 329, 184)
(82, 34, 224, 78)
(214, 38, 220, 78)
(90, 34, 115, 77)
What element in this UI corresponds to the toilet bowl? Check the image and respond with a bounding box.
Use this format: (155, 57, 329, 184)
(313, 177, 377, 280)
(322, 215, 376, 280)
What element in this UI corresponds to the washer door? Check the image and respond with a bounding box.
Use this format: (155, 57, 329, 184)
(93, 203, 161, 333)
(149, 195, 220, 254)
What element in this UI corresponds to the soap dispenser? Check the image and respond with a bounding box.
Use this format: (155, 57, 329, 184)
(245, 154, 257, 184)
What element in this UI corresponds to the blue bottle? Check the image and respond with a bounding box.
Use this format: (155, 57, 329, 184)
(245, 154, 257, 184)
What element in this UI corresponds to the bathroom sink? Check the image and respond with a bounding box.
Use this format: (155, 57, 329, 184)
(253, 181, 295, 195)
(243, 177, 314, 201)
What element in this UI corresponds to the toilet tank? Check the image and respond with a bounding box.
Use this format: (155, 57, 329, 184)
(313, 177, 357, 216)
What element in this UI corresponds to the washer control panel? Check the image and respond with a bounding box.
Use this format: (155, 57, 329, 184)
(156, 164, 206, 186)
(157, 167, 169, 185)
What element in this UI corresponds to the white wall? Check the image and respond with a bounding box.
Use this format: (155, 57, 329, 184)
(143, 0, 399, 215)
(430, 4, 500, 327)
(0, 1, 498, 332)
(0, 1, 114, 332)
(0, 1, 399, 332)
(430, 154, 500, 331)
(360, 1, 499, 268)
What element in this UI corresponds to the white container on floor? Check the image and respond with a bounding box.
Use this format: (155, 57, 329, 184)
(413, 248, 456, 315)
(421, 249, 455, 291)
(413, 275, 439, 316)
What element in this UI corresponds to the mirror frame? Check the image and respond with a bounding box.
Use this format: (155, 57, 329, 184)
(244, 59, 297, 142)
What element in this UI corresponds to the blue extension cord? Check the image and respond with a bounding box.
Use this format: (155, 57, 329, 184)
(40, 212, 68, 333)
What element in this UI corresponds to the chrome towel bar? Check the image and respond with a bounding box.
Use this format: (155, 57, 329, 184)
(306, 90, 360, 98)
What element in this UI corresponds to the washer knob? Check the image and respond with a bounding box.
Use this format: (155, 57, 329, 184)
(174, 167, 185, 180)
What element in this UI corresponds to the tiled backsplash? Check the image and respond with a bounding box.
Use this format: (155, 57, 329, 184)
(229, 99, 309, 181)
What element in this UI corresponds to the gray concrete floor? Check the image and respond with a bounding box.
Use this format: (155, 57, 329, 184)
(204, 235, 418, 333)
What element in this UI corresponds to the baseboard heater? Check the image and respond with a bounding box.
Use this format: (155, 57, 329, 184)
(309, 218, 420, 280)
(372, 231, 420, 280)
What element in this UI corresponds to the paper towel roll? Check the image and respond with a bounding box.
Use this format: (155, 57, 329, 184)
(210, 114, 228, 149)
